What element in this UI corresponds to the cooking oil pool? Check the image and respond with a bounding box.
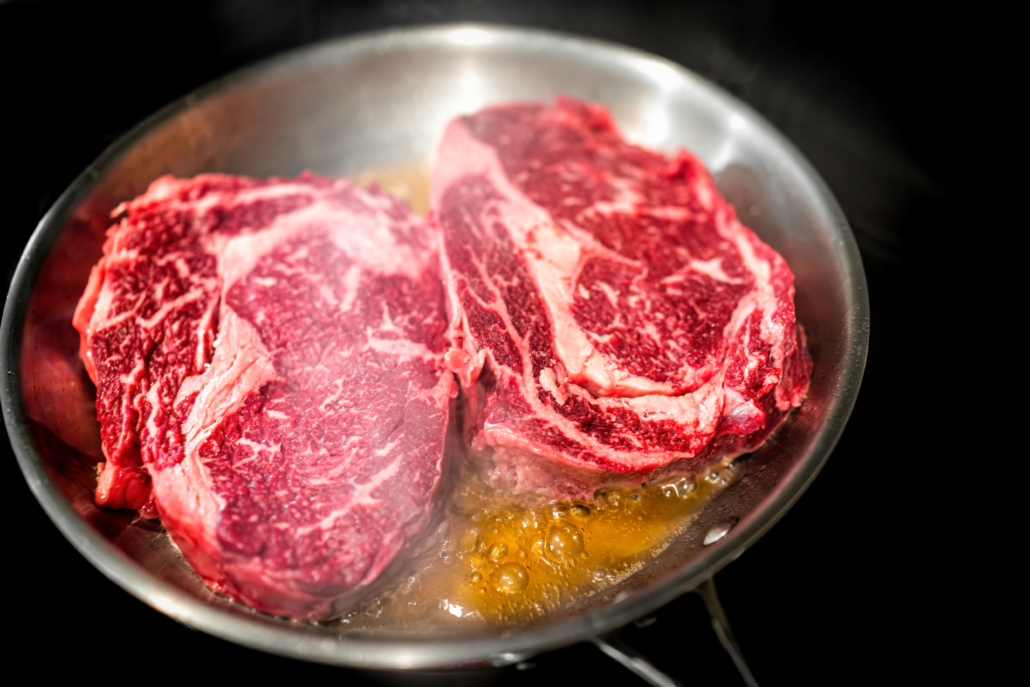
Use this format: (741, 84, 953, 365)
(338, 462, 731, 629)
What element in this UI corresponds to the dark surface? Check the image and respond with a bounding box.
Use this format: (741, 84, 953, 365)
(2, 0, 968, 684)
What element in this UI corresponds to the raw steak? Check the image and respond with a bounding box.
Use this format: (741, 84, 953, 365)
(432, 99, 810, 500)
(73, 173, 456, 619)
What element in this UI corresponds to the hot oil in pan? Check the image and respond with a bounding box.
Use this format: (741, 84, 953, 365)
(433, 467, 727, 625)
(340, 463, 733, 629)
(345, 165, 736, 629)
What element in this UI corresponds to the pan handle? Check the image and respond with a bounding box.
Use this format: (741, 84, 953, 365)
(696, 577, 759, 687)
(590, 577, 758, 687)
(591, 630, 680, 687)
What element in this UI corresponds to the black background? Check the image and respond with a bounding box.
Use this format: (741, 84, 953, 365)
(1, 1, 979, 684)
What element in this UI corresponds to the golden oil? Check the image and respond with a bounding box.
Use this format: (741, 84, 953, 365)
(341, 463, 729, 629)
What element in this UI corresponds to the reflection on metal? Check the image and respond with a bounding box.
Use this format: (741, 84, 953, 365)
(446, 26, 493, 46)
(697, 577, 759, 687)
(703, 517, 739, 546)
(634, 58, 683, 92)
(593, 577, 757, 687)
(591, 631, 681, 687)
(487, 652, 533, 667)
(706, 112, 749, 172)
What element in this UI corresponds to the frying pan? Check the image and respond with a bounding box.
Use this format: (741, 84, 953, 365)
(1, 24, 867, 679)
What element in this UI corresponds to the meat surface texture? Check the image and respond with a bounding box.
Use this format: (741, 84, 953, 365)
(74, 173, 456, 619)
(432, 99, 811, 500)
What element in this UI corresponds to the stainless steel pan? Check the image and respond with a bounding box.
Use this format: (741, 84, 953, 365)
(1, 24, 867, 674)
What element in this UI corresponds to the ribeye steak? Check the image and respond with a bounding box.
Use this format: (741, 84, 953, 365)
(74, 173, 456, 618)
(432, 99, 810, 500)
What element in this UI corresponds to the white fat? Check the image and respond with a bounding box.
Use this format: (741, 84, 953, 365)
(156, 180, 430, 303)
(539, 367, 567, 405)
(436, 120, 667, 397)
(178, 308, 277, 456)
(660, 256, 743, 286)
(365, 330, 436, 363)
(582, 176, 644, 217)
(713, 208, 788, 362)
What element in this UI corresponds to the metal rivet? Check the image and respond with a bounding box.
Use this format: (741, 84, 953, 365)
(703, 517, 739, 545)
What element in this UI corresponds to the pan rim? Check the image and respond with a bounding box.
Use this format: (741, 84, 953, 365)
(1, 22, 868, 669)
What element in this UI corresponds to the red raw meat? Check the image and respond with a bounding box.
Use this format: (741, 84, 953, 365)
(74, 173, 456, 618)
(432, 99, 810, 500)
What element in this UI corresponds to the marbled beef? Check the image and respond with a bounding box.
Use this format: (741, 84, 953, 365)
(74, 173, 456, 618)
(432, 99, 810, 500)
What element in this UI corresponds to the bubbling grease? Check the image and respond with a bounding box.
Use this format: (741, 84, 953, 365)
(339, 463, 731, 629)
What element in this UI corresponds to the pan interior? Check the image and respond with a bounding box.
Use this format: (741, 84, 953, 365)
(4, 25, 866, 668)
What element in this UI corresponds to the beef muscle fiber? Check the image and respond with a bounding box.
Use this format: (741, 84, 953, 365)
(432, 99, 810, 500)
(74, 173, 456, 618)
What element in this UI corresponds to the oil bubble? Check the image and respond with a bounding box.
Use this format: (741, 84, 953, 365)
(494, 562, 530, 593)
(471, 572, 482, 583)
(460, 526, 480, 552)
(546, 502, 569, 521)
(364, 597, 384, 618)
(594, 488, 622, 507)
(489, 543, 508, 561)
(570, 503, 592, 520)
(545, 523, 584, 563)
(676, 477, 697, 497)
